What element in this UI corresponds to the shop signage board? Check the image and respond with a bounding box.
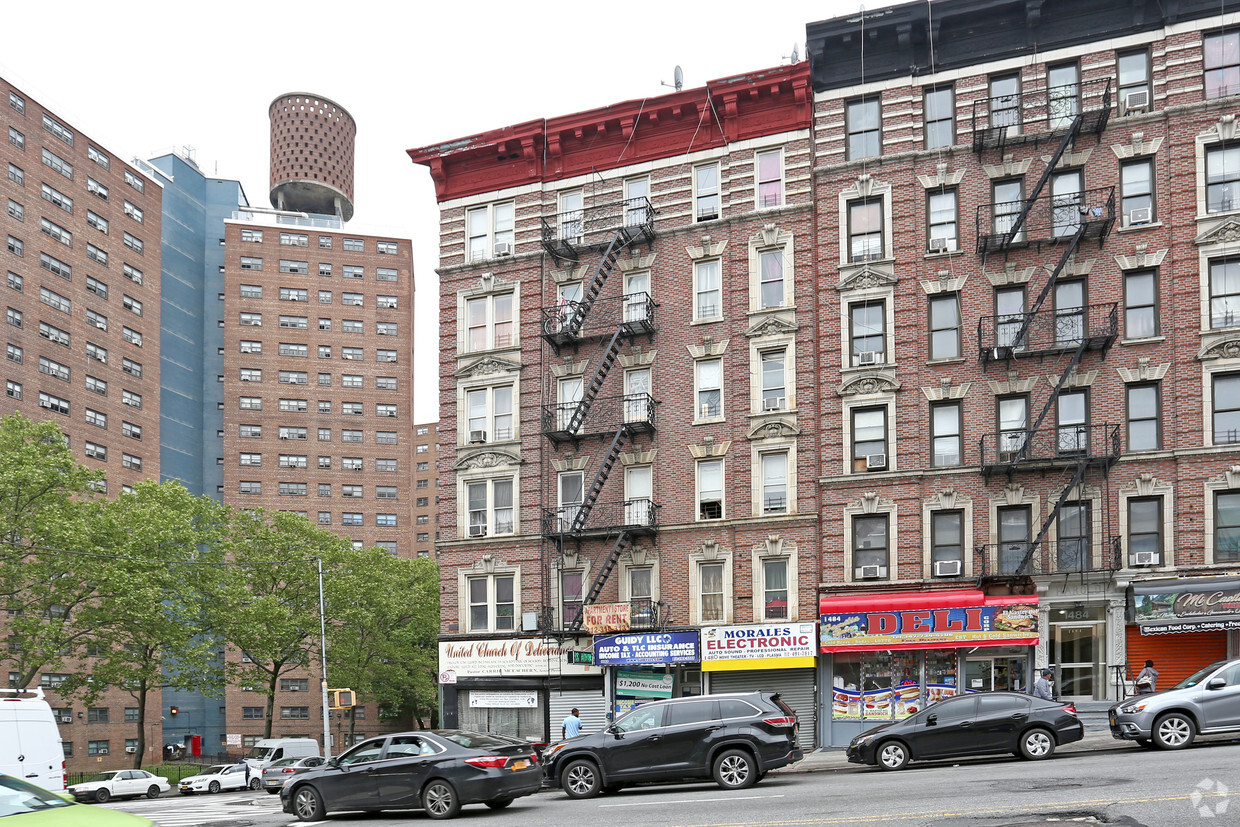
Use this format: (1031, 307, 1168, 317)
(583, 602, 631, 634)
(820, 602, 1039, 651)
(468, 690, 538, 708)
(594, 632, 700, 665)
(700, 623, 817, 671)
(1134, 577, 1240, 634)
(438, 637, 599, 679)
(615, 670, 674, 698)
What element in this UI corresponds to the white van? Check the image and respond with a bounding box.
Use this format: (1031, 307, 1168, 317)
(243, 738, 320, 775)
(0, 687, 66, 792)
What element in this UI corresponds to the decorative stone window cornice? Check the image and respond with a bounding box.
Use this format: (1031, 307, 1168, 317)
(687, 237, 727, 260)
(920, 270, 967, 295)
(925, 487, 970, 510)
(1116, 358, 1171, 381)
(464, 273, 515, 298)
(616, 253, 656, 273)
(549, 359, 589, 378)
(1110, 132, 1163, 160)
(987, 374, 1039, 395)
(847, 491, 895, 514)
(452, 449, 521, 471)
(839, 370, 901, 397)
(921, 379, 970, 401)
(551, 455, 589, 472)
(551, 264, 591, 285)
(1114, 245, 1168, 270)
(454, 355, 521, 378)
(836, 262, 897, 292)
(619, 448, 657, 466)
(917, 163, 966, 189)
(1197, 334, 1240, 362)
(470, 554, 511, 574)
(1052, 257, 1093, 278)
(618, 349, 657, 368)
(745, 314, 798, 339)
(982, 155, 1033, 179)
(687, 337, 729, 359)
(1195, 219, 1240, 247)
(1046, 369, 1097, 389)
(984, 263, 1035, 287)
(689, 440, 731, 459)
(746, 418, 801, 440)
(752, 223, 790, 250)
(1041, 147, 1092, 169)
(1120, 472, 1172, 498)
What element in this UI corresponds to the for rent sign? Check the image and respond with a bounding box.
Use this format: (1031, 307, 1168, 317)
(701, 623, 817, 671)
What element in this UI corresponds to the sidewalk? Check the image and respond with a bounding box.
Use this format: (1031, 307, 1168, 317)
(772, 722, 1127, 774)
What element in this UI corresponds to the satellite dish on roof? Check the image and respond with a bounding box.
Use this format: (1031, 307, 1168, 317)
(662, 65, 684, 92)
(785, 44, 800, 64)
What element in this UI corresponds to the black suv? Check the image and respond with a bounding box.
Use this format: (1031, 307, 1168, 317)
(542, 692, 802, 798)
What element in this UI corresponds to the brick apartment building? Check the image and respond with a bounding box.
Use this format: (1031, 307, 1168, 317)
(413, 0, 1240, 748)
(2, 76, 166, 768)
(413, 421, 440, 559)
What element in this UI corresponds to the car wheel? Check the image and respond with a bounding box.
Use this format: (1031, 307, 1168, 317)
(1153, 712, 1196, 750)
(249, 778, 261, 790)
(94, 788, 111, 804)
(292, 785, 326, 821)
(421, 779, 461, 820)
(1019, 728, 1055, 760)
(876, 740, 909, 771)
(713, 748, 757, 790)
(485, 798, 514, 810)
(146, 786, 161, 799)
(562, 759, 601, 799)
(208, 781, 220, 794)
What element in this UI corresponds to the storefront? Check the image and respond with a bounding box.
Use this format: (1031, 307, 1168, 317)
(1128, 577, 1240, 687)
(818, 589, 1040, 747)
(700, 622, 817, 750)
(437, 637, 604, 743)
(593, 631, 701, 718)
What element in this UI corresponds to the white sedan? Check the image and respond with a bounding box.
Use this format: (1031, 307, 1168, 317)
(68, 769, 170, 803)
(178, 763, 258, 794)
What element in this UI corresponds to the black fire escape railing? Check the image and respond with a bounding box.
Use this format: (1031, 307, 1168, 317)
(976, 187, 1115, 256)
(978, 302, 1118, 363)
(975, 536, 1122, 577)
(540, 197, 656, 262)
(542, 292, 655, 345)
(543, 393, 656, 442)
(979, 423, 1121, 477)
(971, 77, 1112, 153)
(541, 498, 659, 537)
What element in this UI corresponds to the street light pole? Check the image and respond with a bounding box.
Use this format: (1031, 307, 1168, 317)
(317, 557, 332, 759)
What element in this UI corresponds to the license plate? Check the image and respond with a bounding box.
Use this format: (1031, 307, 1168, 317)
(511, 760, 528, 770)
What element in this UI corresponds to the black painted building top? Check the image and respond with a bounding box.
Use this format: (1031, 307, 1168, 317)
(806, 0, 1234, 93)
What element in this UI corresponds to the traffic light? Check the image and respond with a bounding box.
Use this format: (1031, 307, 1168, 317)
(328, 688, 355, 709)
(169, 706, 179, 716)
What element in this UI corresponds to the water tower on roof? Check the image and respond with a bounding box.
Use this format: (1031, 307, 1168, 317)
(268, 92, 356, 222)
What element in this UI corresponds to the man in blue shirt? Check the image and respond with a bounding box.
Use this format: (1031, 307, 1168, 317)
(562, 708, 582, 739)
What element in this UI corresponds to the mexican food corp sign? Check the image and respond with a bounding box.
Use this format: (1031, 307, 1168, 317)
(700, 623, 817, 671)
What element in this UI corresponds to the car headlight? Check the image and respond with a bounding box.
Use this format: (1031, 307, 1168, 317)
(544, 743, 566, 760)
(851, 734, 876, 746)
(1120, 702, 1148, 714)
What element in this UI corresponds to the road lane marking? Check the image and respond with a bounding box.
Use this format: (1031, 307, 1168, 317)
(600, 794, 785, 808)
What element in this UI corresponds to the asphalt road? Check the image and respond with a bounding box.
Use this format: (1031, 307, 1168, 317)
(101, 741, 1238, 826)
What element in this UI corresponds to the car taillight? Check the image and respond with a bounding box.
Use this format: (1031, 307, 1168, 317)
(763, 716, 797, 727)
(282, 768, 297, 773)
(1062, 704, 1078, 716)
(464, 756, 510, 769)
(528, 752, 538, 764)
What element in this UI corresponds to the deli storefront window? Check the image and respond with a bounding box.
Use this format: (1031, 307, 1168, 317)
(831, 649, 958, 721)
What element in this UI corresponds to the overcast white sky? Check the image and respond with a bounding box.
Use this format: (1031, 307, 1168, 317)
(2, 0, 874, 423)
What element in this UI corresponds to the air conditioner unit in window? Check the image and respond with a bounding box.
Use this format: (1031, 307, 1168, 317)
(856, 351, 880, 366)
(1132, 551, 1159, 567)
(493, 242, 513, 257)
(762, 396, 785, 412)
(858, 565, 886, 580)
(468, 430, 487, 444)
(935, 559, 962, 577)
(288, 685, 302, 691)
(1122, 90, 1149, 115)
(61, 716, 72, 723)
(866, 453, 887, 470)
(125, 746, 136, 753)
(991, 346, 1012, 361)
(1126, 207, 1152, 227)
(468, 525, 487, 538)
(928, 237, 950, 253)
(97, 748, 108, 755)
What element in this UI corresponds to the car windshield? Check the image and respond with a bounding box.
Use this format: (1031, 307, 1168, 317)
(0, 775, 73, 815)
(244, 747, 274, 760)
(86, 772, 119, 782)
(207, 766, 231, 775)
(1174, 661, 1229, 689)
(439, 732, 514, 749)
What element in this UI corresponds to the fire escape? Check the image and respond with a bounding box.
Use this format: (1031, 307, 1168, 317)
(970, 76, 1123, 583)
(538, 197, 661, 634)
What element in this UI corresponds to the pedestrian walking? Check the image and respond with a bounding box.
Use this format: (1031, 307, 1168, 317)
(1135, 659, 1159, 694)
(561, 707, 583, 740)
(1032, 668, 1055, 700)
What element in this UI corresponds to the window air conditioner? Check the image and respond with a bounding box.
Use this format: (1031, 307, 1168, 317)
(856, 350, 880, 366)
(61, 716, 73, 723)
(1132, 551, 1159, 567)
(700, 403, 715, 418)
(991, 346, 1012, 361)
(1122, 90, 1149, 115)
(493, 242, 513, 257)
(468, 525, 488, 538)
(866, 453, 887, 470)
(97, 748, 108, 755)
(762, 396, 785, 412)
(935, 559, 962, 577)
(858, 565, 886, 580)
(468, 430, 487, 444)
(928, 237, 950, 253)
(288, 685, 302, 691)
(125, 746, 137, 753)
(1126, 207, 1151, 227)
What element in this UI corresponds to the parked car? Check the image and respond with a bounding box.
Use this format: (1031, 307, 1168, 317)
(0, 688, 66, 793)
(66, 770, 169, 803)
(280, 730, 542, 820)
(1109, 657, 1240, 749)
(261, 756, 325, 794)
(846, 691, 1083, 770)
(542, 692, 803, 799)
(0, 773, 154, 825)
(178, 764, 256, 795)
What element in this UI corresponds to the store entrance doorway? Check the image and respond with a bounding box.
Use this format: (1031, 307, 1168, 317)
(964, 656, 1028, 693)
(1053, 623, 1101, 700)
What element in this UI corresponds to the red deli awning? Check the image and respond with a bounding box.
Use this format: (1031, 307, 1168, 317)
(819, 589, 1040, 653)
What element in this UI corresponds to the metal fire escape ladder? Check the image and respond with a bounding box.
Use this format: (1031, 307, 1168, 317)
(567, 326, 625, 435)
(561, 228, 636, 339)
(1016, 459, 1090, 575)
(1002, 113, 1084, 247)
(566, 530, 635, 632)
(571, 423, 631, 533)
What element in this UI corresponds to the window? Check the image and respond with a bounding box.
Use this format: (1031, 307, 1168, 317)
(378, 431, 398, 445)
(924, 85, 954, 149)
(1129, 497, 1163, 565)
(758, 249, 784, 309)
(6, 164, 21, 186)
(1057, 502, 1091, 571)
(342, 347, 363, 361)
(279, 260, 308, 274)
(121, 422, 140, 440)
(342, 429, 362, 443)
(40, 287, 70, 314)
(931, 510, 964, 574)
(852, 407, 887, 472)
(5, 236, 21, 257)
(377, 240, 398, 255)
(989, 73, 1021, 133)
(758, 349, 787, 412)
(239, 312, 262, 326)
(341, 320, 364, 334)
(559, 189, 583, 243)
(278, 427, 308, 441)
(992, 178, 1024, 240)
(87, 177, 108, 200)
(1210, 258, 1240, 327)
(995, 286, 1027, 349)
(376, 267, 397, 282)
(6, 307, 21, 328)
(279, 316, 308, 329)
(376, 322, 397, 336)
(1124, 269, 1158, 338)
(1127, 383, 1160, 451)
(376, 513, 397, 527)
(1050, 170, 1083, 238)
(1205, 31, 1240, 100)
(1047, 62, 1080, 130)
(38, 392, 69, 415)
(123, 201, 143, 223)
(278, 399, 308, 413)
(279, 482, 307, 496)
(342, 402, 363, 416)
(85, 443, 107, 461)
(318, 263, 332, 277)
(928, 293, 961, 360)
(849, 300, 885, 366)
(694, 163, 720, 221)
(342, 374, 364, 389)
(8, 126, 23, 149)
(279, 343, 308, 357)
(85, 409, 106, 429)
(239, 368, 262, 383)
(122, 358, 141, 377)
(40, 252, 70, 279)
(1121, 159, 1154, 225)
(376, 295, 397, 309)
(121, 453, 142, 471)
(5, 343, 19, 362)
(848, 199, 883, 262)
(698, 562, 725, 623)
(121, 326, 142, 347)
(123, 264, 142, 285)
(240, 340, 262, 355)
(846, 98, 880, 159)
(85, 375, 107, 395)
(123, 232, 143, 253)
(40, 217, 71, 246)
(465, 477, 514, 536)
(40, 321, 70, 347)
(931, 401, 963, 467)
(465, 293, 514, 351)
(280, 287, 307, 302)
(694, 259, 722, 320)
(240, 425, 262, 438)
(853, 515, 889, 579)
(41, 183, 71, 213)
(468, 573, 515, 632)
(1217, 492, 1240, 562)
(756, 148, 783, 208)
(239, 453, 262, 467)
(317, 373, 331, 387)
(696, 459, 723, 520)
(375, 403, 397, 418)
(760, 451, 788, 514)
(280, 232, 308, 247)
(86, 244, 106, 265)
(6, 200, 20, 221)
(1215, 374, 1240, 444)
(280, 707, 310, 720)
(466, 202, 514, 261)
(42, 148, 72, 179)
(376, 376, 397, 390)
(279, 371, 308, 385)
(1118, 49, 1151, 112)
(318, 318, 332, 331)
(695, 358, 722, 419)
(342, 292, 363, 307)
(1207, 145, 1240, 213)
(998, 395, 1029, 458)
(343, 265, 364, 280)
(6, 380, 22, 400)
(122, 390, 141, 409)
(39, 356, 70, 382)
(123, 295, 141, 316)
(927, 190, 958, 253)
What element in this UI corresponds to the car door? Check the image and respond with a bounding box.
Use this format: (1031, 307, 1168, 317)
(656, 700, 720, 777)
(113, 770, 138, 797)
(313, 738, 385, 811)
(1200, 662, 1240, 730)
(972, 694, 1030, 754)
(224, 765, 250, 791)
(601, 704, 668, 780)
(909, 695, 979, 759)
(371, 735, 440, 809)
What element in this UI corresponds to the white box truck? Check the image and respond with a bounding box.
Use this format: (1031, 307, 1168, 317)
(0, 687, 67, 792)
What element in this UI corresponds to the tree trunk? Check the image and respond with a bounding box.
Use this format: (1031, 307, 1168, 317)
(265, 672, 279, 740)
(134, 681, 148, 769)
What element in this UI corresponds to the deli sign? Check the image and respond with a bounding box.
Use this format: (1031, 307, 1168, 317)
(820, 603, 1039, 650)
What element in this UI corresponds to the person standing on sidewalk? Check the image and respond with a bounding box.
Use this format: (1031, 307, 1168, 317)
(561, 708, 583, 740)
(1135, 660, 1159, 694)
(1032, 668, 1055, 700)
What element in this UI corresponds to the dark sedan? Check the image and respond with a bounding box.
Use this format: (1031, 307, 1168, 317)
(847, 691, 1083, 770)
(279, 730, 542, 820)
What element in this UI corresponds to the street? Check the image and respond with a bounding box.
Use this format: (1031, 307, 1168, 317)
(96, 739, 1239, 826)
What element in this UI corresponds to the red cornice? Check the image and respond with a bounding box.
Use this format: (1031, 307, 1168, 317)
(407, 62, 811, 202)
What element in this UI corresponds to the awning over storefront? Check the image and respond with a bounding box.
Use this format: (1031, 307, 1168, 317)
(1132, 577, 1240, 635)
(819, 589, 1040, 652)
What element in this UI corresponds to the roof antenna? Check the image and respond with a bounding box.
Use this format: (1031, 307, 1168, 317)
(662, 65, 684, 92)
(784, 44, 800, 64)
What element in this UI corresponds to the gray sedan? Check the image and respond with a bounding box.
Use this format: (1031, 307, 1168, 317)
(1109, 658, 1240, 749)
(261, 756, 325, 794)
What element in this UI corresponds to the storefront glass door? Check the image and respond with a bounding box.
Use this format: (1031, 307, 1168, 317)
(965, 656, 1028, 693)
(1053, 623, 1100, 699)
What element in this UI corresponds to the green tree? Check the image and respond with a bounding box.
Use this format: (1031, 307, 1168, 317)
(325, 549, 439, 741)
